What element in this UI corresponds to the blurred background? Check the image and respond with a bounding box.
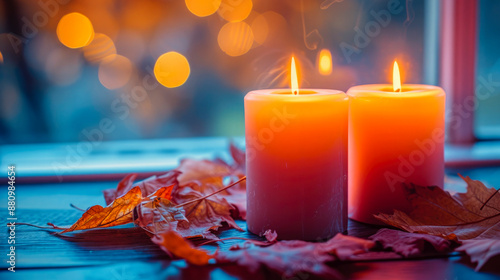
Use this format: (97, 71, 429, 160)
(0, 0, 498, 145)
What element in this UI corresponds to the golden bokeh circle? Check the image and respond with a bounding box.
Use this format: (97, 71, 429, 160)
(185, 0, 221, 17)
(57, 13, 95, 49)
(154, 52, 191, 88)
(217, 0, 252, 22)
(218, 21, 254, 56)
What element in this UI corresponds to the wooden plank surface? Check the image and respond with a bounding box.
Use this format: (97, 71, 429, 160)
(1, 179, 500, 279)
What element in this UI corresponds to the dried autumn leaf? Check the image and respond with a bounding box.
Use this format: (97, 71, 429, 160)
(456, 239, 500, 270)
(103, 171, 180, 205)
(60, 185, 174, 234)
(176, 158, 232, 186)
(215, 233, 374, 279)
(103, 173, 137, 205)
(175, 143, 247, 217)
(216, 241, 341, 278)
(173, 183, 243, 239)
(229, 141, 246, 173)
(375, 175, 500, 241)
(133, 197, 188, 236)
(152, 229, 213, 265)
(370, 228, 454, 257)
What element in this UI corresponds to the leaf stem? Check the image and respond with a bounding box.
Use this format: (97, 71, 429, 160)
(70, 203, 86, 212)
(177, 176, 246, 208)
(16, 222, 69, 230)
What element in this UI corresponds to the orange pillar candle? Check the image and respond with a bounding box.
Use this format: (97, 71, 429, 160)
(245, 58, 348, 240)
(347, 62, 446, 224)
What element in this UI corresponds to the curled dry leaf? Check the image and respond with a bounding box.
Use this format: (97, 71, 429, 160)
(174, 143, 248, 220)
(456, 239, 500, 271)
(370, 228, 453, 257)
(173, 183, 243, 239)
(216, 240, 341, 279)
(103, 171, 180, 205)
(152, 229, 213, 266)
(60, 185, 174, 234)
(176, 159, 232, 186)
(215, 233, 374, 279)
(375, 175, 500, 241)
(134, 176, 246, 239)
(133, 197, 188, 236)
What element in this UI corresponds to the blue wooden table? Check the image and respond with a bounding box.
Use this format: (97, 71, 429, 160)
(1, 138, 500, 279)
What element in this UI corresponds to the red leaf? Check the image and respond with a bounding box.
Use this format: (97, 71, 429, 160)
(175, 155, 248, 220)
(176, 159, 232, 186)
(229, 141, 245, 173)
(173, 183, 243, 239)
(103, 173, 137, 205)
(215, 233, 374, 278)
(370, 228, 454, 257)
(103, 171, 180, 205)
(152, 229, 213, 265)
(375, 175, 500, 241)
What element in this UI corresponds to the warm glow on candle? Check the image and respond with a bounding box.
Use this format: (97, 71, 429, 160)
(291, 57, 299, 95)
(318, 49, 332, 75)
(393, 61, 401, 92)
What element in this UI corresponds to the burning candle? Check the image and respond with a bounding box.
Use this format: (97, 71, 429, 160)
(245, 57, 348, 240)
(348, 62, 446, 224)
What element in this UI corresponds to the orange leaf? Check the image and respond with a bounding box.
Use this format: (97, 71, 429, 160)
(152, 229, 212, 265)
(103, 171, 179, 205)
(60, 185, 174, 234)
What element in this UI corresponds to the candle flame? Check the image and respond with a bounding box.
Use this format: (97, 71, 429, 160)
(318, 49, 332, 75)
(393, 61, 401, 92)
(291, 56, 299, 95)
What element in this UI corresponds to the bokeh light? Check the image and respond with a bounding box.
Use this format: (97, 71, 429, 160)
(318, 49, 332, 75)
(251, 13, 268, 45)
(98, 54, 133, 89)
(45, 48, 83, 86)
(217, 0, 252, 22)
(83, 33, 117, 64)
(0, 51, 3, 63)
(154, 52, 190, 88)
(218, 22, 254, 56)
(56, 12, 95, 49)
(185, 0, 221, 17)
(258, 11, 287, 45)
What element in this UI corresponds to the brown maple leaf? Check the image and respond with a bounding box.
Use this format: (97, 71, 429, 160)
(215, 233, 374, 279)
(152, 229, 213, 265)
(375, 175, 500, 241)
(60, 185, 174, 234)
(173, 183, 243, 239)
(370, 228, 454, 257)
(134, 177, 245, 239)
(176, 158, 232, 186)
